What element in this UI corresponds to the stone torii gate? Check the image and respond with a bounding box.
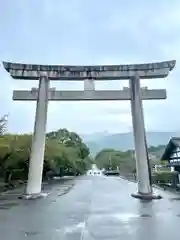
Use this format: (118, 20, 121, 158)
(3, 60, 176, 200)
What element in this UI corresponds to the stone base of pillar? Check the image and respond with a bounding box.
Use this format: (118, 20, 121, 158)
(19, 192, 49, 200)
(131, 192, 162, 200)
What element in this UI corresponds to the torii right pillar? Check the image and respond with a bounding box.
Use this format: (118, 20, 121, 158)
(130, 75, 161, 200)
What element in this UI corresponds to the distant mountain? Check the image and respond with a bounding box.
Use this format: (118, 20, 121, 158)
(80, 131, 110, 142)
(84, 132, 180, 156)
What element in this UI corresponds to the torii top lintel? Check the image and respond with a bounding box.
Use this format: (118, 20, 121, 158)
(2, 60, 176, 80)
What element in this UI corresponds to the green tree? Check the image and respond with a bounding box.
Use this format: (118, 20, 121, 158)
(46, 128, 90, 171)
(0, 134, 32, 183)
(0, 122, 91, 187)
(95, 148, 136, 173)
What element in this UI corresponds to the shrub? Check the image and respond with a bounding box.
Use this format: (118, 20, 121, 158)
(152, 171, 179, 186)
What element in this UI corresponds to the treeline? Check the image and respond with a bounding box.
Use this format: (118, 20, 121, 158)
(95, 147, 180, 187)
(94, 146, 165, 174)
(94, 148, 136, 174)
(0, 115, 93, 187)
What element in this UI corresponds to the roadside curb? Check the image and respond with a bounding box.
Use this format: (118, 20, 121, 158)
(119, 176, 136, 183)
(0, 178, 76, 200)
(153, 184, 180, 194)
(120, 176, 180, 195)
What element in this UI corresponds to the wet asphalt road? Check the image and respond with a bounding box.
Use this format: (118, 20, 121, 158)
(1, 175, 180, 239)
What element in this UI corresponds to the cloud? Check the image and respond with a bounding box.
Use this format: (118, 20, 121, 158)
(0, 0, 179, 134)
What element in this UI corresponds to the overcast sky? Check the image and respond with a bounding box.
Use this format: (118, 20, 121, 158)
(0, 0, 180, 134)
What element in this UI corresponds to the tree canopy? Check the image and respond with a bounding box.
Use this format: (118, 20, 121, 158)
(0, 116, 92, 187)
(0, 114, 166, 188)
(94, 148, 136, 173)
(94, 146, 165, 174)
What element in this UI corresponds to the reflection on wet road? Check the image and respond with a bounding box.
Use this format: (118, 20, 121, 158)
(1, 175, 180, 239)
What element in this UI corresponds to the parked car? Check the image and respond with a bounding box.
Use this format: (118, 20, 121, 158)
(104, 170, 120, 176)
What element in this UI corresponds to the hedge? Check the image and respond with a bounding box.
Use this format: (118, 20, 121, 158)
(152, 171, 179, 186)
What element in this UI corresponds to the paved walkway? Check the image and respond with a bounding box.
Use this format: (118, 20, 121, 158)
(0, 176, 180, 239)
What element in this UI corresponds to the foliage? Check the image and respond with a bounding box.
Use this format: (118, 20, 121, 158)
(0, 123, 91, 185)
(0, 134, 31, 182)
(148, 145, 166, 160)
(161, 160, 169, 165)
(94, 145, 166, 174)
(152, 171, 179, 186)
(95, 148, 136, 173)
(148, 145, 166, 153)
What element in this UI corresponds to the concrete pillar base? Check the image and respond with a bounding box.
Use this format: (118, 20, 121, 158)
(19, 192, 49, 200)
(131, 192, 162, 200)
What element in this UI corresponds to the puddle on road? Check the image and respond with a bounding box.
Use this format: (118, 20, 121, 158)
(64, 221, 86, 233)
(112, 213, 152, 223)
(113, 213, 140, 222)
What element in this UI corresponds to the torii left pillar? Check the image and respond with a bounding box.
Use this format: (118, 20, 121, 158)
(26, 74, 49, 197)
